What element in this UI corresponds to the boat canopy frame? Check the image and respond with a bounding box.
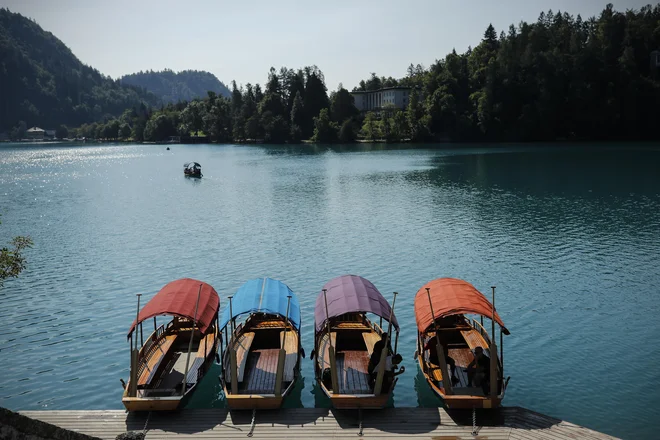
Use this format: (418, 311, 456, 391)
(414, 277, 509, 334)
(127, 278, 220, 337)
(219, 277, 301, 331)
(314, 275, 399, 332)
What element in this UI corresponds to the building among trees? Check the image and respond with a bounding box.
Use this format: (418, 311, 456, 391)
(351, 87, 418, 112)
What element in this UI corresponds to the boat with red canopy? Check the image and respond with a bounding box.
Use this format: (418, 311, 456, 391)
(122, 278, 220, 411)
(312, 275, 404, 409)
(414, 278, 510, 409)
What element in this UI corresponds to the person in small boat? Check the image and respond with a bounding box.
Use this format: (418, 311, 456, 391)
(424, 337, 459, 386)
(465, 346, 490, 394)
(368, 332, 393, 375)
(370, 353, 403, 391)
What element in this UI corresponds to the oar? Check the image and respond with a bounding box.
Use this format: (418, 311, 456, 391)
(489, 286, 498, 401)
(322, 288, 339, 394)
(129, 293, 141, 397)
(275, 295, 292, 396)
(182, 283, 202, 396)
(374, 291, 397, 395)
(228, 295, 238, 394)
(426, 287, 452, 395)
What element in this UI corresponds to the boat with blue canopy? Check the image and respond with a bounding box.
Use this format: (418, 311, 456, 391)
(312, 275, 404, 409)
(219, 277, 302, 410)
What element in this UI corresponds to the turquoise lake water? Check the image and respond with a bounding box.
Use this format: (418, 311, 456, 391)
(1, 142, 659, 439)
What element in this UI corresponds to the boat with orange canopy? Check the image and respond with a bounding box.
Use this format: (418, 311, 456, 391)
(121, 278, 220, 411)
(414, 278, 510, 409)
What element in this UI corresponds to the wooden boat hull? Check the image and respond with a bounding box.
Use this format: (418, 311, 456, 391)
(417, 355, 502, 409)
(416, 317, 505, 409)
(314, 315, 397, 410)
(122, 322, 219, 412)
(224, 392, 284, 410)
(221, 316, 300, 410)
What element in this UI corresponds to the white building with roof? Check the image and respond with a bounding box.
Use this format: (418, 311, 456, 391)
(350, 86, 419, 112)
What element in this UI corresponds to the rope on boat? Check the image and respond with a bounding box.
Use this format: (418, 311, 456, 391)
(247, 408, 256, 437)
(357, 408, 363, 437)
(471, 407, 477, 436)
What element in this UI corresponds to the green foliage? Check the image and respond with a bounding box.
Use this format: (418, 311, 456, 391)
(338, 119, 357, 142)
(55, 125, 68, 139)
(330, 86, 359, 123)
(0, 216, 32, 287)
(361, 112, 381, 141)
(0, 9, 160, 131)
(311, 109, 338, 142)
(121, 69, 231, 103)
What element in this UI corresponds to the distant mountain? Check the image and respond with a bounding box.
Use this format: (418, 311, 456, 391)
(0, 8, 160, 131)
(121, 70, 231, 103)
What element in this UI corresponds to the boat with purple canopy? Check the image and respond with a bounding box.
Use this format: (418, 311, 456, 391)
(312, 275, 404, 409)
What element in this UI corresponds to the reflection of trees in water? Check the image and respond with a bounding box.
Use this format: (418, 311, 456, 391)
(406, 147, 660, 238)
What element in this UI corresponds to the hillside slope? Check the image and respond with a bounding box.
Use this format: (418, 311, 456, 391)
(121, 70, 231, 103)
(0, 8, 160, 131)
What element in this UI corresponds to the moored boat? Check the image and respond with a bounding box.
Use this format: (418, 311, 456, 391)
(183, 162, 202, 177)
(122, 278, 220, 411)
(414, 278, 510, 409)
(220, 278, 302, 410)
(312, 275, 403, 409)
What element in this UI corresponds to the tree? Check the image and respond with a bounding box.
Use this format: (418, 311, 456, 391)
(180, 100, 205, 135)
(303, 67, 330, 138)
(10, 121, 27, 140)
(1, 215, 32, 287)
(361, 112, 380, 141)
(338, 119, 357, 142)
(289, 91, 304, 143)
(119, 123, 131, 139)
(55, 124, 68, 139)
(330, 86, 359, 123)
(311, 108, 338, 142)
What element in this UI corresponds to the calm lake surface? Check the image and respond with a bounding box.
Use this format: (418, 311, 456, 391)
(1, 142, 659, 438)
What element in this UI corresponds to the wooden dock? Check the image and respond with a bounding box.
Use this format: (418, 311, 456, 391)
(17, 407, 618, 439)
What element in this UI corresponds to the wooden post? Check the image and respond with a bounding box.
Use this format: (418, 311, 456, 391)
(323, 289, 339, 394)
(275, 295, 292, 396)
(228, 295, 235, 335)
(181, 284, 202, 396)
(490, 286, 498, 400)
(153, 317, 157, 333)
(426, 287, 452, 395)
(228, 295, 238, 394)
(129, 294, 141, 398)
(375, 292, 397, 395)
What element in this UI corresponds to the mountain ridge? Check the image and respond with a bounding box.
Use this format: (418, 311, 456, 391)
(120, 69, 231, 103)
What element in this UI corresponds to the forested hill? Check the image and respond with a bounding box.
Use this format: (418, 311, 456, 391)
(0, 8, 160, 132)
(120, 70, 231, 103)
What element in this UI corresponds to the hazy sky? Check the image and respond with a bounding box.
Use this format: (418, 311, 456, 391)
(2, 0, 651, 90)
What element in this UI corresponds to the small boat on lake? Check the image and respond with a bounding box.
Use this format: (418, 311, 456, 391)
(122, 278, 220, 411)
(220, 278, 302, 410)
(415, 278, 510, 409)
(313, 275, 403, 409)
(184, 162, 202, 177)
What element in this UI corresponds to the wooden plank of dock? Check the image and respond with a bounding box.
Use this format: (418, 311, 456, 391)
(19, 407, 618, 440)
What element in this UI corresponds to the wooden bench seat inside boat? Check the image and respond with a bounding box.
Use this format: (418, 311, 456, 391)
(243, 348, 279, 393)
(185, 357, 205, 384)
(362, 332, 380, 355)
(138, 334, 177, 386)
(228, 331, 255, 383)
(279, 330, 298, 383)
(336, 351, 371, 394)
